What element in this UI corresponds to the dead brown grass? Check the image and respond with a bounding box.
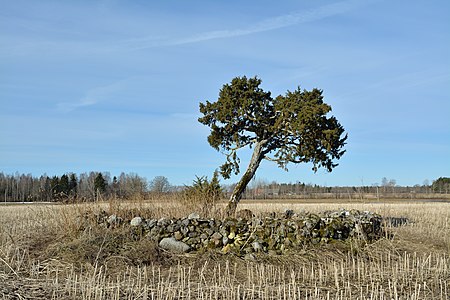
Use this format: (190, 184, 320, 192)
(0, 199, 449, 299)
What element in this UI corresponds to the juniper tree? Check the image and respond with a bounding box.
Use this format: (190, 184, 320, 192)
(199, 76, 347, 215)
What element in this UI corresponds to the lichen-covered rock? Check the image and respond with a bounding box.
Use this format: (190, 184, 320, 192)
(174, 231, 183, 241)
(107, 214, 123, 227)
(130, 216, 143, 226)
(211, 232, 222, 241)
(146, 219, 157, 229)
(188, 212, 200, 220)
(252, 241, 263, 252)
(107, 214, 117, 223)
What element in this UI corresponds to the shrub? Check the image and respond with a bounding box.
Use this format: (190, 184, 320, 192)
(182, 171, 223, 216)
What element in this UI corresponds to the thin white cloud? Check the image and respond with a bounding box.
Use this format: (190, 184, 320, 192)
(57, 97, 97, 112)
(128, 0, 369, 49)
(0, 0, 372, 55)
(57, 80, 124, 112)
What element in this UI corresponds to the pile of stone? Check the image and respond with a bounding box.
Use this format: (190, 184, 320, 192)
(96, 209, 383, 256)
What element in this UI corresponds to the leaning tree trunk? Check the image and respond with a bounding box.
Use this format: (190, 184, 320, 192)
(225, 140, 267, 216)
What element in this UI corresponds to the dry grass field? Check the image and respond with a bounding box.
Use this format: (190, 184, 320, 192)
(0, 199, 449, 299)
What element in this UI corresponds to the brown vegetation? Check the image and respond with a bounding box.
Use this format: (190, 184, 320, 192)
(0, 199, 449, 299)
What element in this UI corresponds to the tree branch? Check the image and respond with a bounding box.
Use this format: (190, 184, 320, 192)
(263, 155, 280, 162)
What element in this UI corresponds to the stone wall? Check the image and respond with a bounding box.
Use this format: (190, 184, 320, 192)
(93, 209, 384, 256)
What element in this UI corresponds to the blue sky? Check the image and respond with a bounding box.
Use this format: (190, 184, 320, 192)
(1, 0, 449, 187)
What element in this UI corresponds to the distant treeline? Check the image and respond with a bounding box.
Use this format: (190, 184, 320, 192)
(240, 177, 450, 200)
(221, 177, 450, 200)
(0, 172, 148, 202)
(0, 172, 449, 203)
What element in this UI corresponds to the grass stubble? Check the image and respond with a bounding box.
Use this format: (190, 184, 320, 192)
(0, 199, 449, 299)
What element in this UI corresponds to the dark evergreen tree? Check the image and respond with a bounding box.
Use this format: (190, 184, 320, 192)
(199, 76, 347, 214)
(50, 176, 60, 199)
(69, 173, 78, 197)
(94, 172, 107, 198)
(60, 174, 70, 197)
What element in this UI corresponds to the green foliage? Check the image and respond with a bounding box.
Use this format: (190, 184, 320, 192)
(432, 177, 450, 193)
(60, 174, 70, 195)
(50, 174, 71, 199)
(94, 173, 107, 195)
(69, 173, 77, 196)
(182, 172, 223, 215)
(199, 76, 347, 179)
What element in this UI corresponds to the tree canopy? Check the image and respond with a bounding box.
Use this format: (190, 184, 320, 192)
(149, 176, 171, 194)
(199, 76, 347, 214)
(432, 177, 450, 193)
(94, 172, 107, 199)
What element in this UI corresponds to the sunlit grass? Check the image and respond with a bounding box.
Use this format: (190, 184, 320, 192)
(0, 199, 449, 299)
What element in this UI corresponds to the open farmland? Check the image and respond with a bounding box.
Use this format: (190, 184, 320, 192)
(0, 200, 449, 299)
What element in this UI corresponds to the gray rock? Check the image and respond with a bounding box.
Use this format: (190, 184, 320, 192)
(146, 219, 157, 228)
(211, 232, 223, 241)
(130, 217, 143, 226)
(252, 241, 263, 252)
(150, 226, 161, 236)
(204, 228, 214, 236)
(159, 237, 190, 253)
(222, 236, 229, 246)
(157, 217, 168, 226)
(166, 224, 175, 233)
(107, 215, 118, 224)
(188, 212, 200, 220)
(180, 226, 189, 235)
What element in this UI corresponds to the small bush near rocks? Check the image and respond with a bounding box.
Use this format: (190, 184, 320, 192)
(181, 172, 223, 216)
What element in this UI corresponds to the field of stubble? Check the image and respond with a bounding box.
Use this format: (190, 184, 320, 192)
(0, 199, 449, 299)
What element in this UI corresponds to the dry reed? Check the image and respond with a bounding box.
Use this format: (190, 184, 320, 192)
(0, 199, 449, 299)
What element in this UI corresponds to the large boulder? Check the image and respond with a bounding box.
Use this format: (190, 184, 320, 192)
(159, 237, 190, 253)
